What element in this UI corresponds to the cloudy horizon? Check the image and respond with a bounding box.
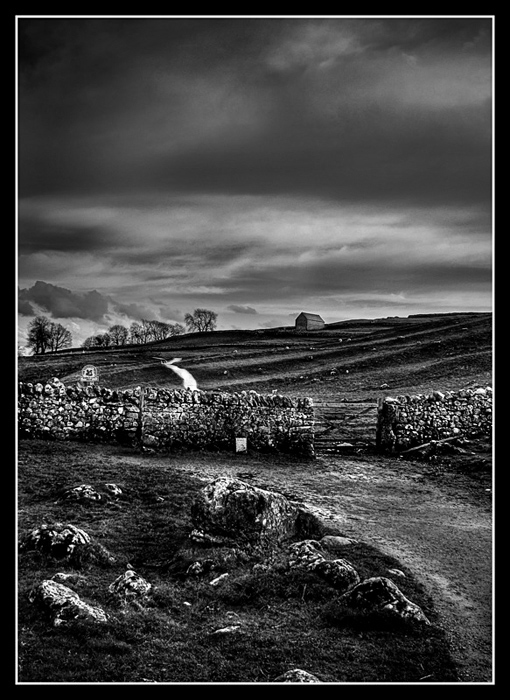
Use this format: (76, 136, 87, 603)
(17, 16, 493, 351)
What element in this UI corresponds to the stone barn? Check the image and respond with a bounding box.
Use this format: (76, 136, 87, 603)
(295, 312, 325, 331)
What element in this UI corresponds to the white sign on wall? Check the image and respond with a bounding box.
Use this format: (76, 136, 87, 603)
(235, 437, 247, 453)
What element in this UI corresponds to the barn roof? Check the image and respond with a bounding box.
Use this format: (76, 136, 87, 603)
(297, 312, 324, 322)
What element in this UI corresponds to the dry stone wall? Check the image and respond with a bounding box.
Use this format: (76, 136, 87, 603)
(376, 387, 492, 452)
(18, 378, 315, 457)
(18, 379, 141, 445)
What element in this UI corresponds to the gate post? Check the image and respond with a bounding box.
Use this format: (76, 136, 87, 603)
(137, 385, 145, 448)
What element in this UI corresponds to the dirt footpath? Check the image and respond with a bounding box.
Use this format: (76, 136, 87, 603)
(183, 451, 493, 684)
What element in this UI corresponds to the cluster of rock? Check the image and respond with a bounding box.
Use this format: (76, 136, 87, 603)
(21, 475, 431, 681)
(20, 519, 152, 627)
(18, 378, 315, 456)
(190, 477, 430, 629)
(28, 564, 154, 628)
(377, 387, 492, 452)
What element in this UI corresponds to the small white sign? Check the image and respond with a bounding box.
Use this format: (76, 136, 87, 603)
(235, 438, 247, 453)
(81, 365, 99, 383)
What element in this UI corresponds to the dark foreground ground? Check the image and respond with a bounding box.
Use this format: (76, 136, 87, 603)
(17, 434, 492, 684)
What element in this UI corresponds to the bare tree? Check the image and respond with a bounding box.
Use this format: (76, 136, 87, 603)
(129, 321, 143, 344)
(184, 308, 218, 333)
(128, 319, 185, 345)
(129, 319, 174, 344)
(27, 316, 73, 354)
(137, 319, 155, 344)
(108, 324, 129, 346)
(47, 322, 72, 352)
(82, 336, 98, 349)
(148, 320, 171, 341)
(169, 323, 185, 336)
(82, 333, 111, 348)
(27, 316, 52, 354)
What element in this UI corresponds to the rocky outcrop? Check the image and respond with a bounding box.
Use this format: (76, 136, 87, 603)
(58, 484, 103, 503)
(28, 579, 108, 627)
(19, 522, 116, 567)
(288, 540, 360, 593)
(57, 483, 123, 504)
(337, 576, 430, 625)
(273, 669, 322, 683)
(190, 477, 324, 548)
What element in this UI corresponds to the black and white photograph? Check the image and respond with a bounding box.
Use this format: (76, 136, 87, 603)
(16, 15, 494, 685)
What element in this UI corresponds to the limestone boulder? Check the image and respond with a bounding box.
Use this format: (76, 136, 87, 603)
(19, 522, 116, 567)
(58, 484, 103, 503)
(288, 540, 360, 593)
(104, 483, 122, 498)
(28, 579, 108, 627)
(190, 477, 324, 548)
(58, 483, 123, 504)
(273, 669, 321, 683)
(108, 569, 152, 604)
(337, 576, 430, 625)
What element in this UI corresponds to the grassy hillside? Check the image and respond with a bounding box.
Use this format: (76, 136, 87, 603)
(18, 312, 492, 402)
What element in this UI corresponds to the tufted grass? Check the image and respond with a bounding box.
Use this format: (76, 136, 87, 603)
(17, 439, 459, 684)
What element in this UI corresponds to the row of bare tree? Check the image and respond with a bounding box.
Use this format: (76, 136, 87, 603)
(24, 309, 218, 354)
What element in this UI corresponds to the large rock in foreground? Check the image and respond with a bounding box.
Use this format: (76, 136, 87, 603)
(191, 477, 324, 548)
(338, 576, 430, 625)
(28, 579, 108, 627)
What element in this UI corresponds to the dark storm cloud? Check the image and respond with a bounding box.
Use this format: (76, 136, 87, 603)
(111, 299, 185, 324)
(110, 300, 159, 322)
(18, 299, 35, 316)
(18, 214, 113, 255)
(148, 101, 491, 207)
(18, 17, 492, 208)
(18, 281, 110, 321)
(215, 243, 492, 303)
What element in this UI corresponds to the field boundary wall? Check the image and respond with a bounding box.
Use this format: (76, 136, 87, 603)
(376, 387, 492, 452)
(17, 378, 315, 457)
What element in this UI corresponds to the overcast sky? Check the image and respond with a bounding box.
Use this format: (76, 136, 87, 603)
(16, 16, 493, 349)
